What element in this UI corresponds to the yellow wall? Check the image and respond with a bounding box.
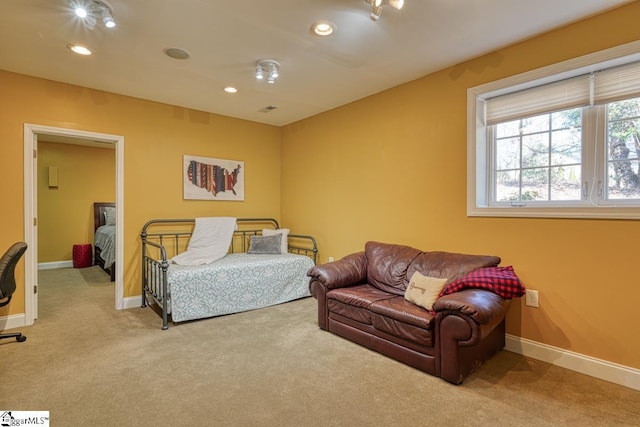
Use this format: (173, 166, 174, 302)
(281, 3, 640, 369)
(38, 141, 115, 262)
(0, 71, 282, 316)
(2, 2, 639, 371)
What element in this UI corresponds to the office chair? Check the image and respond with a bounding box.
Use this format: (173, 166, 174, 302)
(0, 242, 28, 343)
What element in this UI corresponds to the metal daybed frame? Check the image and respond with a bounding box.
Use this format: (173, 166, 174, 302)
(141, 218, 318, 329)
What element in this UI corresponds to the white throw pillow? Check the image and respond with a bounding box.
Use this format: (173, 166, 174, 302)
(404, 271, 448, 311)
(262, 228, 290, 254)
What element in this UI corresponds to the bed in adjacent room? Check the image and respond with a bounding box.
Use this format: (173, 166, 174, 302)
(141, 217, 318, 329)
(93, 202, 116, 281)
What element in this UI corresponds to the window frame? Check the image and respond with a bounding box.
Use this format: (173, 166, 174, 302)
(467, 40, 640, 220)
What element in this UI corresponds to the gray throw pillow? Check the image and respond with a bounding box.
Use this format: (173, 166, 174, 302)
(247, 234, 282, 254)
(104, 207, 116, 226)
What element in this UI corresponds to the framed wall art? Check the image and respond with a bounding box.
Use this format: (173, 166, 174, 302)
(183, 155, 244, 201)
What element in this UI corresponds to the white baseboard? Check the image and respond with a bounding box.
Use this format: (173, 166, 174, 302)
(122, 295, 142, 310)
(505, 334, 640, 391)
(0, 313, 26, 331)
(38, 261, 73, 270)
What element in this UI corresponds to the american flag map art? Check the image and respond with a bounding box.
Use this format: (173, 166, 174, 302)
(183, 155, 244, 201)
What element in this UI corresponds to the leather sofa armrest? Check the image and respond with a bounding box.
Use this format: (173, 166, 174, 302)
(308, 251, 367, 331)
(435, 289, 512, 384)
(433, 289, 510, 325)
(307, 251, 367, 289)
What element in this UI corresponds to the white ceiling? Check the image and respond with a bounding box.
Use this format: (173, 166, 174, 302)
(0, 0, 631, 126)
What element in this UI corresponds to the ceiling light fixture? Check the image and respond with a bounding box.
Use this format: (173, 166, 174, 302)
(224, 86, 238, 94)
(365, 0, 405, 21)
(74, 6, 88, 18)
(102, 8, 115, 28)
(72, 0, 117, 29)
(255, 60, 280, 84)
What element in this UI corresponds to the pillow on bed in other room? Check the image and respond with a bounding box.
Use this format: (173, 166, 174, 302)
(262, 228, 290, 254)
(248, 234, 283, 254)
(104, 207, 116, 226)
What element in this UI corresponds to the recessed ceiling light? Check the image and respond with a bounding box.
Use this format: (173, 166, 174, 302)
(224, 87, 238, 94)
(67, 44, 92, 55)
(310, 21, 336, 37)
(163, 47, 190, 60)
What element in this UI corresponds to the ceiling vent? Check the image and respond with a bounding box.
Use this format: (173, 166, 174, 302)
(258, 105, 278, 113)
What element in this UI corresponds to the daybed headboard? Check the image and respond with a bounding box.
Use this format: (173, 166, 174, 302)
(94, 202, 115, 232)
(141, 218, 318, 264)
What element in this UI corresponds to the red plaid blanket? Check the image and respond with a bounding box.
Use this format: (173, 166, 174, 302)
(440, 266, 525, 299)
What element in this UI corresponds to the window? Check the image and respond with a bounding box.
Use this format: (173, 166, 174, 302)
(468, 41, 640, 219)
(493, 108, 583, 204)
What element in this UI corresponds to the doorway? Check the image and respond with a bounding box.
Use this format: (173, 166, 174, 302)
(23, 124, 124, 325)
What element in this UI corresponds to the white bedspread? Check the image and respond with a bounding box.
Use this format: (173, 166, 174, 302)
(167, 253, 313, 322)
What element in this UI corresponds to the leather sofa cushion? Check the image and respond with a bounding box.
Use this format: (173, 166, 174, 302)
(370, 296, 434, 329)
(365, 241, 421, 295)
(370, 296, 434, 346)
(406, 251, 501, 286)
(327, 284, 397, 325)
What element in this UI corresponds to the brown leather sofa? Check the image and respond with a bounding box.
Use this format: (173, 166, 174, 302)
(307, 241, 512, 384)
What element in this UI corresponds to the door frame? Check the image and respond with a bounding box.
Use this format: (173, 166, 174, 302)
(23, 124, 124, 324)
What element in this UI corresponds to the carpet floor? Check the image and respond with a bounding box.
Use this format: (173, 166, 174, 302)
(1, 266, 639, 426)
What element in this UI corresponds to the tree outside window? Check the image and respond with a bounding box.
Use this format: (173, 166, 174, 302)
(607, 97, 640, 199)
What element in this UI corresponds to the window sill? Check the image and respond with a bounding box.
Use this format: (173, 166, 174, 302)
(467, 206, 640, 220)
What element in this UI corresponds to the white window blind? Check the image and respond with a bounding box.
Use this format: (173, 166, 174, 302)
(485, 75, 591, 125)
(594, 61, 640, 104)
(485, 60, 640, 125)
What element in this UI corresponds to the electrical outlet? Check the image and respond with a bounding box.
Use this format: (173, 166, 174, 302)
(328, 256, 334, 262)
(525, 289, 539, 308)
